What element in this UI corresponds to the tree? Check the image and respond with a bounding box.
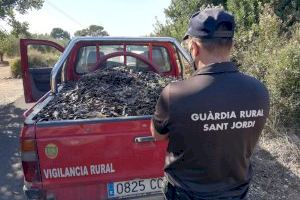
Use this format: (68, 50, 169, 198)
(272, 0, 300, 27)
(0, 34, 18, 62)
(153, 0, 227, 40)
(235, 6, 300, 128)
(153, 0, 299, 39)
(0, 1, 44, 62)
(50, 28, 70, 40)
(74, 25, 109, 36)
(0, 0, 44, 29)
(10, 18, 31, 37)
(0, 33, 6, 62)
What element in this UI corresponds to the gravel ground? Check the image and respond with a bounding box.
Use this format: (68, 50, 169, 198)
(0, 65, 26, 200)
(249, 132, 300, 200)
(0, 66, 23, 106)
(0, 97, 27, 200)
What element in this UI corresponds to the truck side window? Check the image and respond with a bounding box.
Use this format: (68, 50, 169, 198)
(152, 46, 171, 73)
(26, 44, 62, 97)
(28, 44, 61, 68)
(178, 50, 193, 79)
(75, 46, 97, 74)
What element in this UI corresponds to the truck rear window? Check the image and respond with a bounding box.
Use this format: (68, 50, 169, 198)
(75, 46, 97, 74)
(75, 44, 171, 74)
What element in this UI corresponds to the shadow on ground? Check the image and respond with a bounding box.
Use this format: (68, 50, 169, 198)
(249, 146, 300, 200)
(0, 97, 27, 200)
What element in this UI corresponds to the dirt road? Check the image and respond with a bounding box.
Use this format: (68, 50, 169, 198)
(0, 65, 24, 106)
(0, 97, 28, 200)
(0, 65, 27, 200)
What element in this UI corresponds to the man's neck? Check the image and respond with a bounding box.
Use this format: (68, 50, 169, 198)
(196, 56, 230, 70)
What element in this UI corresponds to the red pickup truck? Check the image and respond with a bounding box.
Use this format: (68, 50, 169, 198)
(19, 37, 192, 200)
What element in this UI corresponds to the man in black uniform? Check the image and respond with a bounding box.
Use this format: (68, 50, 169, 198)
(151, 7, 270, 200)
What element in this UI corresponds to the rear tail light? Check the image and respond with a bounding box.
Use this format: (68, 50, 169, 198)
(22, 161, 40, 182)
(22, 139, 36, 152)
(21, 139, 41, 182)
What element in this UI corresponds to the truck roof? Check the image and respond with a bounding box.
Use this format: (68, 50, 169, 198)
(70, 36, 179, 43)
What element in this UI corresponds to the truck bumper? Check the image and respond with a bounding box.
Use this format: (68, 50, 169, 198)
(23, 182, 163, 200)
(23, 185, 43, 200)
(23, 183, 49, 200)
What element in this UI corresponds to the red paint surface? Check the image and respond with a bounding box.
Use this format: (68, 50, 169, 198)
(34, 120, 167, 199)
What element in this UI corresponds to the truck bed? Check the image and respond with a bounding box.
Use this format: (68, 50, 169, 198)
(23, 92, 167, 200)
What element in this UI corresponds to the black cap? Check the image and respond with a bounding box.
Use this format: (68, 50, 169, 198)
(183, 8, 235, 40)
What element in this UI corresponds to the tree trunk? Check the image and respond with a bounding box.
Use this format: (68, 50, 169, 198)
(0, 52, 3, 62)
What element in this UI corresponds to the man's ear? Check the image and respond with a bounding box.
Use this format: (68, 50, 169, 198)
(191, 41, 200, 58)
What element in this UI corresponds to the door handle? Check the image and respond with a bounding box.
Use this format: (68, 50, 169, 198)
(135, 136, 156, 143)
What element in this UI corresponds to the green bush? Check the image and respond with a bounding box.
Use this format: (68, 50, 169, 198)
(10, 58, 22, 78)
(9, 49, 60, 78)
(235, 7, 300, 130)
(28, 49, 60, 68)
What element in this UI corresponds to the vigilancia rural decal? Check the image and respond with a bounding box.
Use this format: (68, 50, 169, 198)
(43, 163, 115, 179)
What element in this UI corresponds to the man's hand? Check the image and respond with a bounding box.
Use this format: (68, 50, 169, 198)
(150, 120, 169, 141)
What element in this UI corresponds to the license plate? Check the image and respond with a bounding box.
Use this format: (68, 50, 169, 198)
(107, 177, 164, 199)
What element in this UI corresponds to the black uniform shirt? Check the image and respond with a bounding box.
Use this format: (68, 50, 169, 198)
(153, 62, 270, 199)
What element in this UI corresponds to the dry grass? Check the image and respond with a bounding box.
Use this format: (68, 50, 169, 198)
(260, 128, 300, 176)
(248, 128, 300, 200)
(0, 56, 17, 78)
(0, 61, 23, 106)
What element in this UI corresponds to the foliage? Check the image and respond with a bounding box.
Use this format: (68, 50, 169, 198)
(9, 17, 31, 37)
(272, 0, 300, 27)
(164, 0, 226, 20)
(10, 49, 59, 78)
(154, 0, 300, 40)
(0, 0, 44, 33)
(153, 0, 225, 41)
(9, 40, 60, 78)
(0, 34, 19, 61)
(30, 33, 69, 47)
(227, 0, 300, 30)
(0, 0, 44, 18)
(0, 0, 42, 61)
(27, 49, 60, 68)
(10, 57, 21, 78)
(74, 25, 109, 37)
(237, 7, 300, 129)
(227, 0, 261, 30)
(50, 28, 70, 40)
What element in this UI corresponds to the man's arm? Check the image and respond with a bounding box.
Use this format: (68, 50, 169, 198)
(151, 85, 170, 141)
(150, 120, 169, 141)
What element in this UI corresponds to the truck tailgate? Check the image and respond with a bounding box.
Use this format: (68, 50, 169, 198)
(35, 118, 167, 199)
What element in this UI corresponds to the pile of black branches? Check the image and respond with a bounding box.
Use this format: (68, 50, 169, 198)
(34, 67, 177, 121)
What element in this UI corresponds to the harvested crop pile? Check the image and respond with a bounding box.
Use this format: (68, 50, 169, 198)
(34, 67, 176, 121)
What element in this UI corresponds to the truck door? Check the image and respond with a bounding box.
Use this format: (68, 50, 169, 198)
(20, 39, 64, 103)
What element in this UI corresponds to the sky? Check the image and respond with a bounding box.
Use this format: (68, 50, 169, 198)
(1, 0, 171, 36)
